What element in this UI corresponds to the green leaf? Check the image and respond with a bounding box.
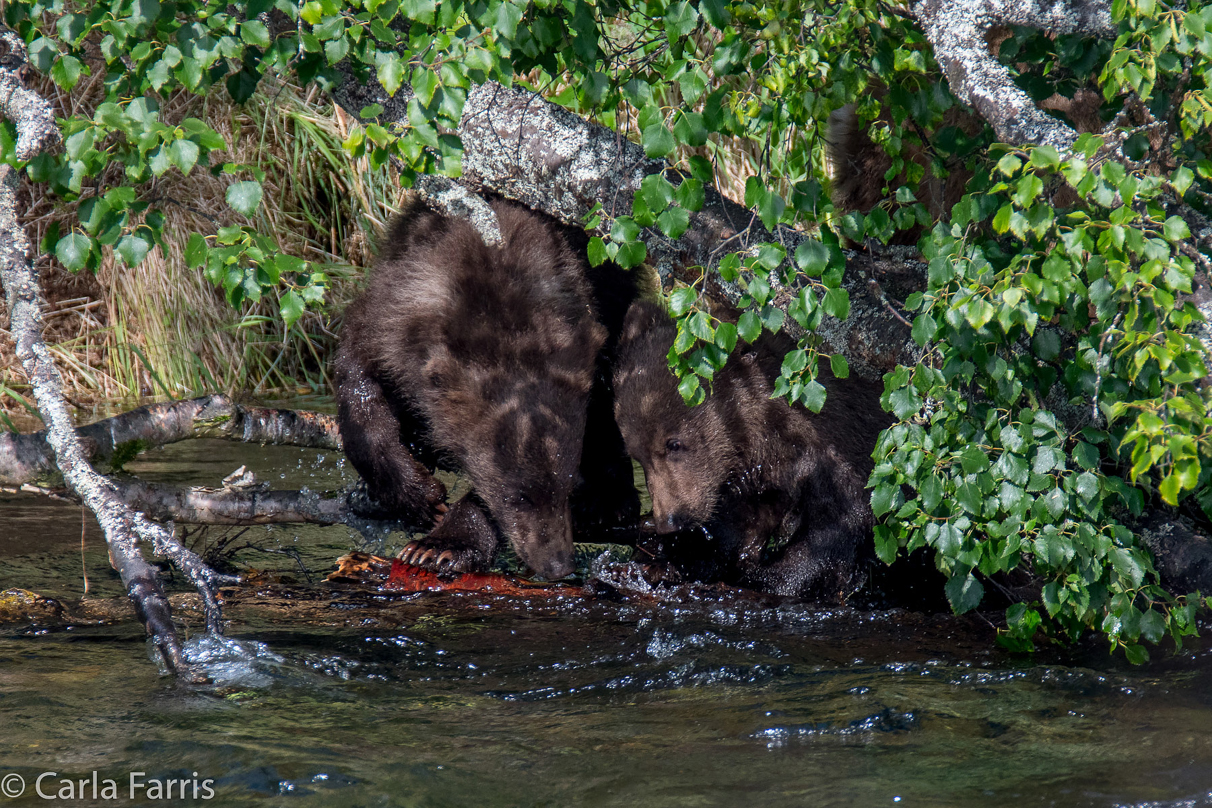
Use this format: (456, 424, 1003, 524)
(115, 235, 151, 267)
(757, 190, 785, 230)
(1013, 174, 1045, 207)
(1032, 328, 1061, 361)
(756, 244, 785, 271)
(184, 233, 208, 268)
(871, 483, 898, 518)
(616, 240, 646, 268)
(280, 289, 304, 328)
(1029, 146, 1061, 171)
(717, 253, 740, 282)
(889, 385, 922, 420)
(822, 288, 849, 320)
(687, 311, 715, 341)
(657, 206, 691, 239)
(996, 154, 1022, 177)
(1172, 166, 1195, 196)
(945, 573, 984, 614)
(241, 20, 272, 48)
(1043, 486, 1067, 518)
(641, 174, 675, 212)
(642, 123, 676, 158)
(1139, 609, 1166, 644)
(829, 353, 849, 380)
(1159, 472, 1182, 505)
(794, 240, 829, 276)
(377, 52, 405, 96)
(50, 55, 85, 91)
(874, 526, 899, 565)
(664, 1, 700, 39)
(1075, 471, 1100, 501)
(737, 311, 761, 344)
(586, 236, 608, 267)
(1124, 643, 1149, 665)
(700, 0, 731, 28)
(715, 322, 737, 353)
(412, 67, 438, 106)
(911, 314, 937, 346)
(55, 233, 92, 271)
(1163, 215, 1191, 241)
(325, 35, 350, 65)
(801, 379, 826, 412)
(495, 1, 523, 39)
(168, 138, 199, 174)
(672, 110, 708, 148)
(402, 0, 437, 23)
(674, 178, 705, 212)
(611, 216, 640, 243)
(226, 181, 263, 216)
(670, 287, 698, 317)
(992, 204, 1012, 234)
(57, 13, 87, 45)
(1111, 547, 1145, 587)
(677, 372, 703, 405)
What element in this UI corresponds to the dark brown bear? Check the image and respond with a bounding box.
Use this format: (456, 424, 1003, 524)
(335, 200, 639, 580)
(612, 300, 891, 601)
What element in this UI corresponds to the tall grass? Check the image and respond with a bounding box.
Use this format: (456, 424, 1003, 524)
(0, 76, 406, 428)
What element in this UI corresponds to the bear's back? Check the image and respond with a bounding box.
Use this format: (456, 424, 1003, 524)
(360, 201, 602, 389)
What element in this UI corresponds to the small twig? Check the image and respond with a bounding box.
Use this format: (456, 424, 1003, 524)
(867, 278, 913, 327)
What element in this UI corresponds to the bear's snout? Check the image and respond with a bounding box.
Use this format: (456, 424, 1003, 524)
(510, 507, 576, 580)
(654, 510, 690, 534)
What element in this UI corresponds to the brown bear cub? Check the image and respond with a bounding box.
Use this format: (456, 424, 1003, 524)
(335, 200, 639, 580)
(612, 300, 891, 601)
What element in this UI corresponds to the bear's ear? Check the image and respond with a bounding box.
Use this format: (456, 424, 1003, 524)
(740, 352, 758, 365)
(620, 300, 668, 347)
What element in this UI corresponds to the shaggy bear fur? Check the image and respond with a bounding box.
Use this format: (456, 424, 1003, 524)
(612, 300, 891, 601)
(335, 200, 639, 579)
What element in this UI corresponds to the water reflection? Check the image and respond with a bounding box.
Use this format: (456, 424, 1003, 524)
(1, 439, 1211, 806)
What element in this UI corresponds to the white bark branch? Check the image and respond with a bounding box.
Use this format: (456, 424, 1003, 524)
(0, 31, 234, 679)
(913, 0, 1116, 152)
(330, 78, 921, 380)
(0, 395, 341, 485)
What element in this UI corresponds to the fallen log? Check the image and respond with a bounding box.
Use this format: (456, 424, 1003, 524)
(0, 395, 340, 486)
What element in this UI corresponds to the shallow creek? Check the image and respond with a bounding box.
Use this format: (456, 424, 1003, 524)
(2, 437, 1211, 807)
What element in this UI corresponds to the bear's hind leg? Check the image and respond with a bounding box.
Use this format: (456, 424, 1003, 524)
(398, 494, 501, 574)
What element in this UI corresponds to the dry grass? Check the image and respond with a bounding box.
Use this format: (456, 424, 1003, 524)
(1, 74, 407, 429)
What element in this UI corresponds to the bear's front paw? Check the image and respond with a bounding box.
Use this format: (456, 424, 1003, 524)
(397, 495, 499, 574)
(418, 476, 450, 523)
(397, 540, 489, 574)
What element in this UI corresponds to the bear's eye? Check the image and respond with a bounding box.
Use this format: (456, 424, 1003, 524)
(665, 438, 684, 453)
(508, 493, 536, 510)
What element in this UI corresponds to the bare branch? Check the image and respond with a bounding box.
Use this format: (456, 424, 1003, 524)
(104, 479, 401, 532)
(0, 31, 234, 679)
(0, 31, 61, 160)
(0, 395, 341, 485)
(913, 0, 1116, 151)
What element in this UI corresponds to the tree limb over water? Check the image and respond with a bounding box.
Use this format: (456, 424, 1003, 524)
(0, 395, 340, 486)
(0, 30, 235, 680)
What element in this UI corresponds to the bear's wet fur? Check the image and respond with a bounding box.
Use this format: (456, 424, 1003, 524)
(335, 199, 639, 579)
(612, 300, 892, 601)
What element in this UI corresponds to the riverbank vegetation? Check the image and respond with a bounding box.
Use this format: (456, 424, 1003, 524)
(1, 0, 1210, 674)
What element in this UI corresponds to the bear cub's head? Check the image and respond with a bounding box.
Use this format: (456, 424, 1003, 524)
(612, 300, 737, 534)
(429, 350, 601, 580)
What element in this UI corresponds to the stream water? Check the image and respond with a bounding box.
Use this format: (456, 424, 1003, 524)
(2, 436, 1212, 807)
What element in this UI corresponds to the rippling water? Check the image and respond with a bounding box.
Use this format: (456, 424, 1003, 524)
(2, 439, 1212, 807)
